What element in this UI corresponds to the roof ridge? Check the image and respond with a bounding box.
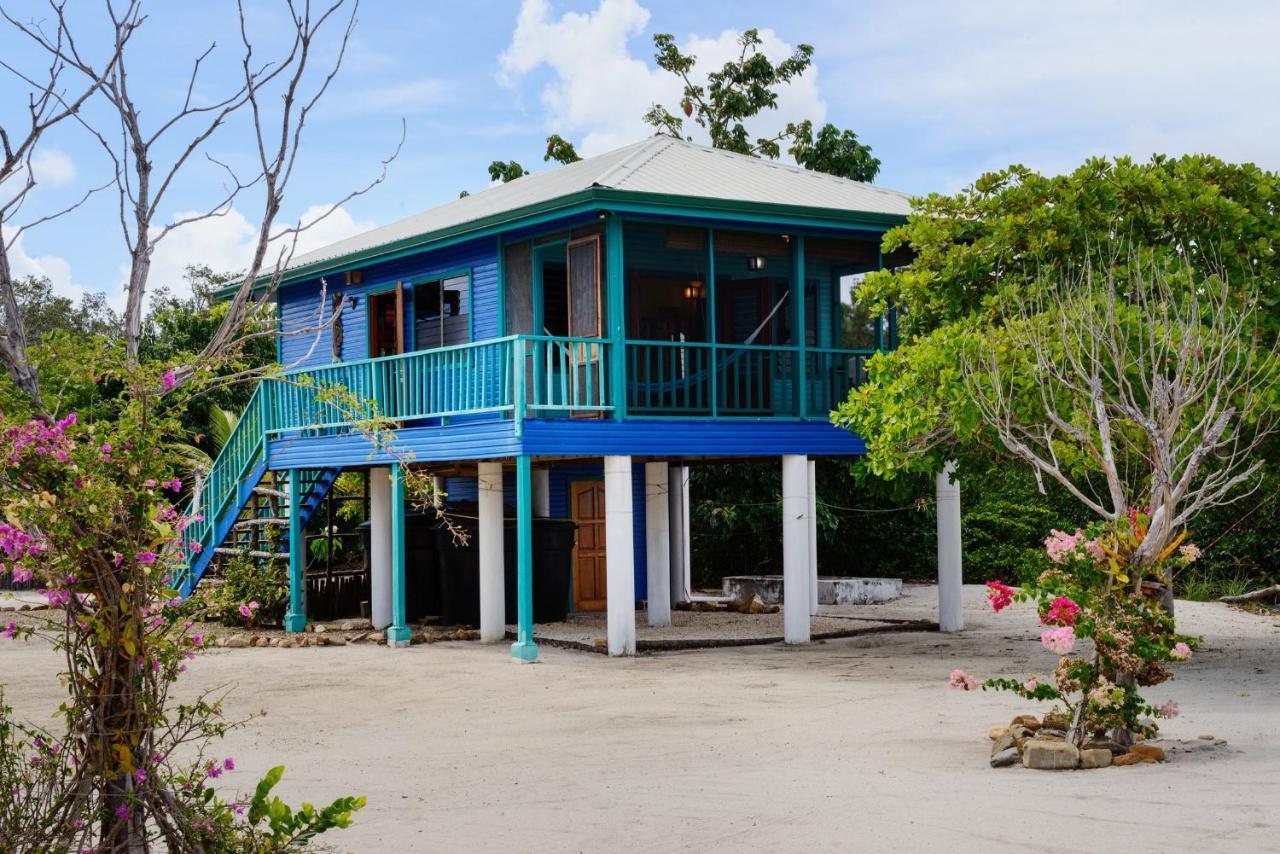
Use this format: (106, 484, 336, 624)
(590, 135, 674, 189)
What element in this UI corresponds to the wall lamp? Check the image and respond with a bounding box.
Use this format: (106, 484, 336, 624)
(346, 294, 358, 310)
(683, 281, 705, 300)
(746, 255, 767, 271)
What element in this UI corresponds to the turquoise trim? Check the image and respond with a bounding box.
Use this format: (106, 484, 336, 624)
(284, 469, 307, 632)
(226, 189, 903, 300)
(387, 462, 412, 645)
(793, 234, 807, 418)
(605, 216, 626, 421)
(510, 455, 538, 661)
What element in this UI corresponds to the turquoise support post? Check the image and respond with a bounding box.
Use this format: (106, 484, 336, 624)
(510, 455, 539, 661)
(605, 215, 626, 420)
(386, 462, 412, 647)
(793, 234, 807, 419)
(283, 469, 307, 632)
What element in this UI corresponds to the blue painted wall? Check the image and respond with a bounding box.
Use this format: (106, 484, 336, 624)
(277, 235, 500, 369)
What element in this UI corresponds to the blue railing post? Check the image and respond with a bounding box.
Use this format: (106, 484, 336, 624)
(513, 337, 526, 435)
(510, 454, 538, 661)
(793, 234, 807, 419)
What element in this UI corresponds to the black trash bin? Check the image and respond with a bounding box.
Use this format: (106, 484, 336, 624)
(358, 511, 442, 623)
(503, 518, 576, 624)
(434, 518, 481, 627)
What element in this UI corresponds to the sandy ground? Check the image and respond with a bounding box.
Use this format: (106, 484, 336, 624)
(2, 584, 1278, 854)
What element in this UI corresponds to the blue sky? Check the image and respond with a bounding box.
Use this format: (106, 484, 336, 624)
(3, 0, 1278, 305)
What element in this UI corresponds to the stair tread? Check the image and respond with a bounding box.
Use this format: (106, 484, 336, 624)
(252, 486, 288, 499)
(233, 517, 288, 528)
(214, 547, 290, 560)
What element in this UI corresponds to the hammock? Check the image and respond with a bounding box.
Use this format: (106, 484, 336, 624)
(623, 290, 790, 395)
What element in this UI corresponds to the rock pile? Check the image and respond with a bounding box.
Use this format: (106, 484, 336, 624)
(210, 620, 481, 649)
(986, 714, 1207, 770)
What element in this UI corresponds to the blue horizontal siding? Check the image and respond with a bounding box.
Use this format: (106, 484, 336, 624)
(277, 235, 501, 371)
(521, 418, 866, 457)
(266, 418, 519, 469)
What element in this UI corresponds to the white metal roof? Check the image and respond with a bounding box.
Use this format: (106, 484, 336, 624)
(284, 136, 913, 274)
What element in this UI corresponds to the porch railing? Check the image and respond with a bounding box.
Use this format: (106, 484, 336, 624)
(261, 334, 874, 436)
(624, 340, 874, 419)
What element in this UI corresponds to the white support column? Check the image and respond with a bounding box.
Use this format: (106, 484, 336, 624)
(644, 462, 672, 627)
(532, 468, 551, 517)
(604, 455, 636, 656)
(781, 455, 811, 644)
(668, 464, 691, 605)
(368, 466, 392, 631)
(936, 461, 965, 632)
(478, 462, 506, 642)
(807, 458, 819, 616)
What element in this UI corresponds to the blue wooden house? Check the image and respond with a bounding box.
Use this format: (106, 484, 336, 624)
(181, 136, 927, 659)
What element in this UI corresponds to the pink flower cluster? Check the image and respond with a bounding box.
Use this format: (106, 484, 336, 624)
(948, 668, 978, 691)
(1159, 699, 1179, 718)
(985, 580, 1014, 612)
(1044, 596, 1081, 626)
(1170, 642, 1192, 661)
(1044, 529, 1105, 564)
(1179, 544, 1202, 563)
(1040, 625, 1076, 655)
(238, 600, 260, 619)
(3, 412, 77, 464)
(0, 522, 45, 584)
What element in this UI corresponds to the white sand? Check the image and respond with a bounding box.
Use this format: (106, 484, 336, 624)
(2, 584, 1278, 853)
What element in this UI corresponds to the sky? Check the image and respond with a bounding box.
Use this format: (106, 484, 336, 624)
(3, 0, 1278, 307)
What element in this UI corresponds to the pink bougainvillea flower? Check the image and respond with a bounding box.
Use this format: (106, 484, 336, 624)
(206, 762, 223, 779)
(1159, 699, 1180, 718)
(223, 757, 235, 771)
(115, 804, 129, 821)
(238, 603, 253, 619)
(1044, 596, 1081, 627)
(1023, 676, 1038, 692)
(948, 668, 978, 691)
(3, 621, 16, 640)
(1040, 626, 1076, 656)
(133, 768, 147, 784)
(135, 551, 157, 565)
(985, 580, 1014, 612)
(1170, 642, 1192, 661)
(162, 370, 176, 391)
(1044, 529, 1081, 564)
(163, 477, 182, 492)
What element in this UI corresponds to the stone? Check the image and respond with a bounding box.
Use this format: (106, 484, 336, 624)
(988, 726, 1009, 741)
(1215, 739, 1228, 746)
(1041, 711, 1070, 731)
(592, 637, 608, 648)
(1130, 744, 1165, 762)
(1198, 734, 1215, 740)
(313, 624, 328, 634)
(1080, 748, 1113, 769)
(1039, 728, 1068, 739)
(225, 635, 249, 649)
(1113, 752, 1149, 766)
(990, 747, 1020, 768)
(745, 594, 766, 614)
(327, 635, 346, 646)
(1083, 738, 1128, 756)
(991, 732, 1016, 755)
(1010, 714, 1041, 730)
(348, 632, 369, 643)
(1022, 740, 1080, 770)
(340, 621, 356, 631)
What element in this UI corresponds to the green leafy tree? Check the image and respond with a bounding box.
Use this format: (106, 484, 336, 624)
(1, 275, 120, 341)
(834, 154, 1280, 596)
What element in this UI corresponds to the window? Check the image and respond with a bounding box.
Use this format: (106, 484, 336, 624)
(414, 273, 470, 349)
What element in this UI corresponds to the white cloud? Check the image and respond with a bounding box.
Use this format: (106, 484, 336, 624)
(499, 0, 827, 158)
(29, 149, 76, 187)
(141, 203, 376, 301)
(4, 227, 81, 300)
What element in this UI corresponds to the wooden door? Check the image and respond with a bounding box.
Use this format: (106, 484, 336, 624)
(368, 285, 404, 358)
(570, 480, 607, 612)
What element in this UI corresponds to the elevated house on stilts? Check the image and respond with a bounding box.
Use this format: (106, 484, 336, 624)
(180, 136, 961, 658)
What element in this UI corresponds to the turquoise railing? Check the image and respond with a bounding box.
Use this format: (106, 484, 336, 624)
(625, 340, 874, 418)
(176, 384, 269, 592)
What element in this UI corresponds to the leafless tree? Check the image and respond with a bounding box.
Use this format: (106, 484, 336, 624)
(0, 1, 130, 404)
(1, 0, 400, 403)
(965, 255, 1280, 585)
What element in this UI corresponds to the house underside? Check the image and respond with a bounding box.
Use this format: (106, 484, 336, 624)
(182, 137, 965, 658)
